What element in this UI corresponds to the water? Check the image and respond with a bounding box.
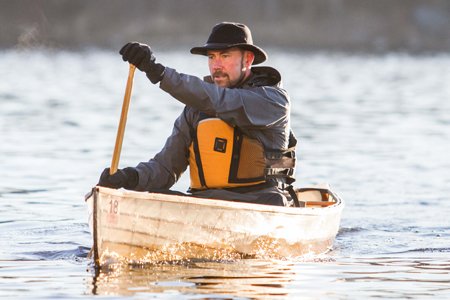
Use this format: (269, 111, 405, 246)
(1, 49, 449, 299)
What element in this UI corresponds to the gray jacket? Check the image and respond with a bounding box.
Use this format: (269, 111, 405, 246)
(135, 66, 293, 192)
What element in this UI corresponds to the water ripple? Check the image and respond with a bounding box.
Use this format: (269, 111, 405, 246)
(28, 246, 91, 260)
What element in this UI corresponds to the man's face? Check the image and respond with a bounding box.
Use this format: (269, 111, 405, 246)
(207, 48, 249, 88)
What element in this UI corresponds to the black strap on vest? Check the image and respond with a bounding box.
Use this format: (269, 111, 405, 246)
(264, 130, 297, 184)
(228, 127, 266, 184)
(189, 111, 210, 188)
(286, 185, 304, 207)
(191, 130, 207, 188)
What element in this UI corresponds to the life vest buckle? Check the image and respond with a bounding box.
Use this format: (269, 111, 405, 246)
(266, 152, 283, 160)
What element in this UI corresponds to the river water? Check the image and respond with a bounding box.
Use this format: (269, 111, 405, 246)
(1, 49, 449, 299)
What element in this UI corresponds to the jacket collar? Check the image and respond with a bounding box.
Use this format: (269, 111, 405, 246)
(203, 66, 282, 88)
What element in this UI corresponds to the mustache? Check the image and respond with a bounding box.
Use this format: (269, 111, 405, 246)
(213, 71, 228, 77)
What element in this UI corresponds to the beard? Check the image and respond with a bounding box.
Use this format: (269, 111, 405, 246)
(212, 71, 231, 87)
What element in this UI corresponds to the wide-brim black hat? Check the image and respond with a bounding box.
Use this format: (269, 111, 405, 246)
(190, 22, 267, 65)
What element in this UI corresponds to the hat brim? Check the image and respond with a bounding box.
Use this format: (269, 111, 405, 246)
(190, 43, 267, 65)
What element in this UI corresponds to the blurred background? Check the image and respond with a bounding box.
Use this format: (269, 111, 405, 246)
(1, 1, 449, 298)
(1, 0, 450, 52)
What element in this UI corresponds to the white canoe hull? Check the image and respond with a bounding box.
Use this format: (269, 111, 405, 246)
(86, 186, 344, 265)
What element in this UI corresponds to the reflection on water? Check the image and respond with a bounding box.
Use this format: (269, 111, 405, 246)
(1, 49, 449, 299)
(87, 255, 450, 298)
(90, 259, 297, 298)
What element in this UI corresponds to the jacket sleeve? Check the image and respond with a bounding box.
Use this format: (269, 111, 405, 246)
(134, 107, 192, 191)
(159, 67, 290, 130)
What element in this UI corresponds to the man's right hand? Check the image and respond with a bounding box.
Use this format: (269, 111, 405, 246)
(97, 167, 139, 190)
(119, 42, 165, 84)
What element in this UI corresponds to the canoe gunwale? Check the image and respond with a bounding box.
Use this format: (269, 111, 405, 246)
(92, 188, 99, 265)
(88, 186, 343, 217)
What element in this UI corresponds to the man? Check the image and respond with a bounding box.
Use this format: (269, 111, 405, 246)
(98, 22, 298, 206)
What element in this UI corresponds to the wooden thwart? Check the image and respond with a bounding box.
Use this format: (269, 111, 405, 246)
(305, 201, 336, 207)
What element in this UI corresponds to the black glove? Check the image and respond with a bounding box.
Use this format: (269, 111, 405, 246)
(97, 167, 139, 190)
(119, 42, 165, 84)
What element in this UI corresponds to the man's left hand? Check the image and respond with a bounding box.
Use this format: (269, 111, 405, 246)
(97, 167, 139, 190)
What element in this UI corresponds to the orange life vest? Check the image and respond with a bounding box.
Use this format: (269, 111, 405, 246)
(189, 117, 296, 190)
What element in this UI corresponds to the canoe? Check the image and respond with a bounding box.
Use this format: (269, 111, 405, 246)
(85, 185, 344, 266)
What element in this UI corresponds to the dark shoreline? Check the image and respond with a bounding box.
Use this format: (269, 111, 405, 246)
(1, 0, 449, 52)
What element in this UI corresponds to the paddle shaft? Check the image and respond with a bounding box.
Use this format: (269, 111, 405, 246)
(110, 64, 136, 175)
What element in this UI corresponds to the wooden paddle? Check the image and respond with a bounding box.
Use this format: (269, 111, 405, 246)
(110, 64, 136, 175)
